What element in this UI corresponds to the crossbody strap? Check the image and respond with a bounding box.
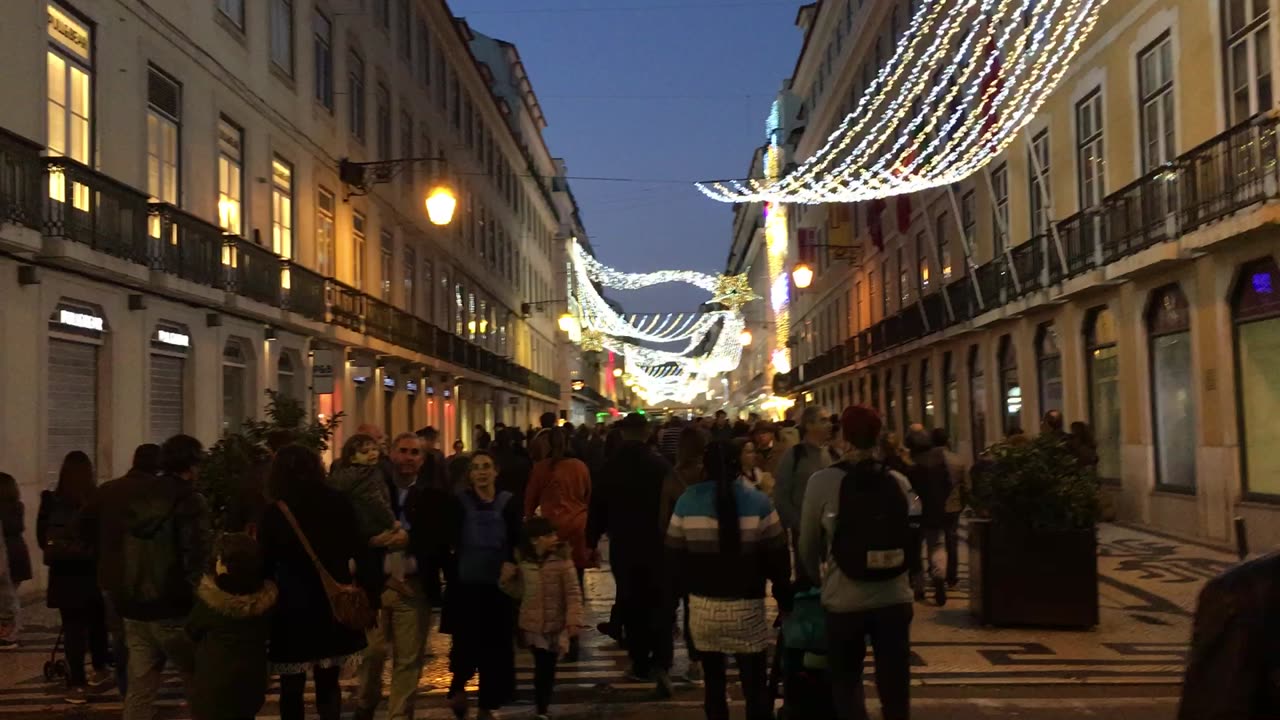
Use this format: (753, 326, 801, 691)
(276, 501, 337, 589)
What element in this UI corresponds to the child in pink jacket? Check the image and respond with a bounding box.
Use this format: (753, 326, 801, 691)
(501, 517, 583, 720)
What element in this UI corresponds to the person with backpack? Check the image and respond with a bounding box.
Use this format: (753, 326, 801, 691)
(774, 407, 838, 537)
(444, 449, 522, 720)
(260, 444, 371, 720)
(905, 430, 951, 606)
(85, 436, 209, 719)
(799, 406, 921, 720)
(185, 532, 277, 720)
(38, 451, 109, 703)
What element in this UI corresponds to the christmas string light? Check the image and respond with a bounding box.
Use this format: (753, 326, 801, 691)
(695, 0, 1108, 204)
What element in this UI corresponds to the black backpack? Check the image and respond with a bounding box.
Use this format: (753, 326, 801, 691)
(117, 495, 183, 611)
(830, 459, 911, 581)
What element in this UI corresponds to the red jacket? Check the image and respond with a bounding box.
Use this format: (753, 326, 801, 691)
(525, 458, 593, 569)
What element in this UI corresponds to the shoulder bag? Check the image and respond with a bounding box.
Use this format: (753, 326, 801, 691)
(276, 501, 374, 631)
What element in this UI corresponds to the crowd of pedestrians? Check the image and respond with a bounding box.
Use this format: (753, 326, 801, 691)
(0, 403, 1113, 720)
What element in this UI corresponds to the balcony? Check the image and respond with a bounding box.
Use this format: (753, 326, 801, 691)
(0, 128, 42, 231)
(783, 114, 1280, 392)
(0, 127, 558, 399)
(148, 203, 225, 289)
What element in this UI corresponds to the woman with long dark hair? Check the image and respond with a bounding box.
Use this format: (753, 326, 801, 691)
(523, 430, 592, 593)
(664, 441, 792, 720)
(258, 445, 369, 720)
(445, 448, 522, 720)
(37, 451, 108, 702)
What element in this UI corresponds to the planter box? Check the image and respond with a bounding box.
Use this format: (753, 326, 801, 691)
(968, 519, 1099, 628)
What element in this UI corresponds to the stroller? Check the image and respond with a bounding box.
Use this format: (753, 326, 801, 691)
(42, 628, 69, 682)
(769, 588, 835, 720)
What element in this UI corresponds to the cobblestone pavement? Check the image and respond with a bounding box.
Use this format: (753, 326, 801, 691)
(0, 523, 1232, 718)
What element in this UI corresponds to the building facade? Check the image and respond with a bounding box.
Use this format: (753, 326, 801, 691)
(0, 0, 583, 580)
(768, 0, 1280, 549)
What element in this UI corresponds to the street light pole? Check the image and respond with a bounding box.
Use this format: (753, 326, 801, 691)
(338, 155, 458, 225)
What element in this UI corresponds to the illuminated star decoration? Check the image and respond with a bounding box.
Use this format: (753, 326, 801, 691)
(566, 241, 754, 405)
(713, 273, 759, 311)
(696, 0, 1108, 204)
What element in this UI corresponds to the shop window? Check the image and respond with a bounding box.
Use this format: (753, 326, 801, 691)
(1036, 323, 1063, 418)
(222, 337, 252, 433)
(1086, 306, 1122, 483)
(1148, 285, 1196, 491)
(886, 368, 897, 433)
(999, 335, 1022, 434)
(902, 363, 914, 427)
(277, 350, 298, 399)
(943, 351, 959, 447)
(1232, 258, 1280, 497)
(969, 344, 986, 457)
(921, 358, 935, 430)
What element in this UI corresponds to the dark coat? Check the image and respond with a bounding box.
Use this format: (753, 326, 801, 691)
(260, 486, 369, 667)
(586, 442, 672, 570)
(1, 499, 33, 583)
(186, 576, 277, 720)
(80, 471, 210, 620)
(36, 491, 97, 610)
(387, 474, 461, 603)
(1179, 553, 1280, 720)
(907, 450, 952, 528)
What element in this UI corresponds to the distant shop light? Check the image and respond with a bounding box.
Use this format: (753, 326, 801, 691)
(156, 329, 190, 348)
(59, 309, 103, 332)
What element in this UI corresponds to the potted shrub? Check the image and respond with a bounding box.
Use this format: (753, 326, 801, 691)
(198, 390, 342, 532)
(967, 434, 1102, 628)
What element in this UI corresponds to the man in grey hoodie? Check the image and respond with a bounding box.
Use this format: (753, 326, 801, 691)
(800, 406, 920, 720)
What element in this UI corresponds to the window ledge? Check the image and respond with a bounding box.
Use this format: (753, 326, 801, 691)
(1239, 495, 1280, 508)
(1151, 487, 1197, 499)
(214, 12, 247, 45)
(270, 63, 297, 90)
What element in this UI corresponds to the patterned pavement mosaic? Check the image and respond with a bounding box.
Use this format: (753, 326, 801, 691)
(0, 523, 1236, 716)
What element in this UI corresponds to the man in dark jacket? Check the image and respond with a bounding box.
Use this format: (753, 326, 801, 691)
(587, 413, 677, 697)
(85, 435, 209, 720)
(415, 426, 449, 491)
(355, 433, 460, 720)
(1179, 552, 1280, 720)
(905, 429, 950, 606)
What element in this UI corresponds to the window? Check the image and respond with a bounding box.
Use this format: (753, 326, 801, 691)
(1147, 285, 1196, 491)
(921, 358, 935, 429)
(1076, 92, 1104, 211)
(313, 9, 333, 110)
(146, 67, 181, 206)
(269, 0, 294, 75)
(871, 373, 882, 416)
(46, 4, 92, 208)
(404, 244, 416, 313)
(1028, 130, 1051, 237)
(352, 212, 366, 290)
(271, 157, 293, 260)
(991, 163, 1009, 258)
(936, 213, 953, 281)
(417, 17, 432, 85)
(348, 49, 366, 141)
(397, 0, 411, 60)
(422, 259, 434, 322)
(944, 351, 959, 445)
(316, 187, 335, 277)
(961, 191, 976, 256)
(1139, 34, 1176, 170)
(897, 246, 909, 305)
(1036, 323, 1063, 418)
(380, 230, 393, 301)
(998, 335, 1022, 434)
(903, 364, 914, 426)
(917, 232, 930, 292)
(400, 110, 413, 189)
(217, 117, 243, 236)
(886, 368, 897, 432)
(969, 344, 987, 458)
(277, 352, 297, 399)
(375, 83, 391, 160)
(374, 0, 390, 30)
(1224, 0, 1272, 125)
(1086, 306, 1122, 482)
(217, 0, 244, 28)
(879, 260, 888, 317)
(1233, 258, 1280, 496)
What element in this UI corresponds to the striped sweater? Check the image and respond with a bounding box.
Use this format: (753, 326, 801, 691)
(665, 481, 792, 608)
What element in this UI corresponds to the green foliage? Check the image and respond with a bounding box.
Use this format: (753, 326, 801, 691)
(198, 390, 344, 532)
(969, 434, 1101, 531)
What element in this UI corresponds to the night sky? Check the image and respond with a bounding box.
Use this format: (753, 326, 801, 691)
(452, 0, 802, 313)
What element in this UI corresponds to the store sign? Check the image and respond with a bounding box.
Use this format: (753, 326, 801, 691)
(58, 309, 103, 332)
(425, 386, 436, 396)
(156, 329, 190, 348)
(351, 363, 372, 384)
(405, 380, 419, 394)
(383, 376, 397, 390)
(571, 379, 586, 391)
(443, 388, 453, 399)
(48, 5, 90, 61)
(312, 349, 336, 395)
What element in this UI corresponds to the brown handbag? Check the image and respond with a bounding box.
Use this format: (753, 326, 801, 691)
(276, 501, 374, 631)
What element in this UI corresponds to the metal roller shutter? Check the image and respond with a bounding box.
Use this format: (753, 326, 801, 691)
(47, 339, 98, 482)
(150, 354, 185, 442)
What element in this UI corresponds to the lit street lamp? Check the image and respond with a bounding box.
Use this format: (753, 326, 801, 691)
(791, 262, 815, 289)
(425, 186, 457, 226)
(338, 156, 457, 227)
(739, 328, 753, 346)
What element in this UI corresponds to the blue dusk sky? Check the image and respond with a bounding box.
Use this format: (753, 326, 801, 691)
(451, 0, 803, 313)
